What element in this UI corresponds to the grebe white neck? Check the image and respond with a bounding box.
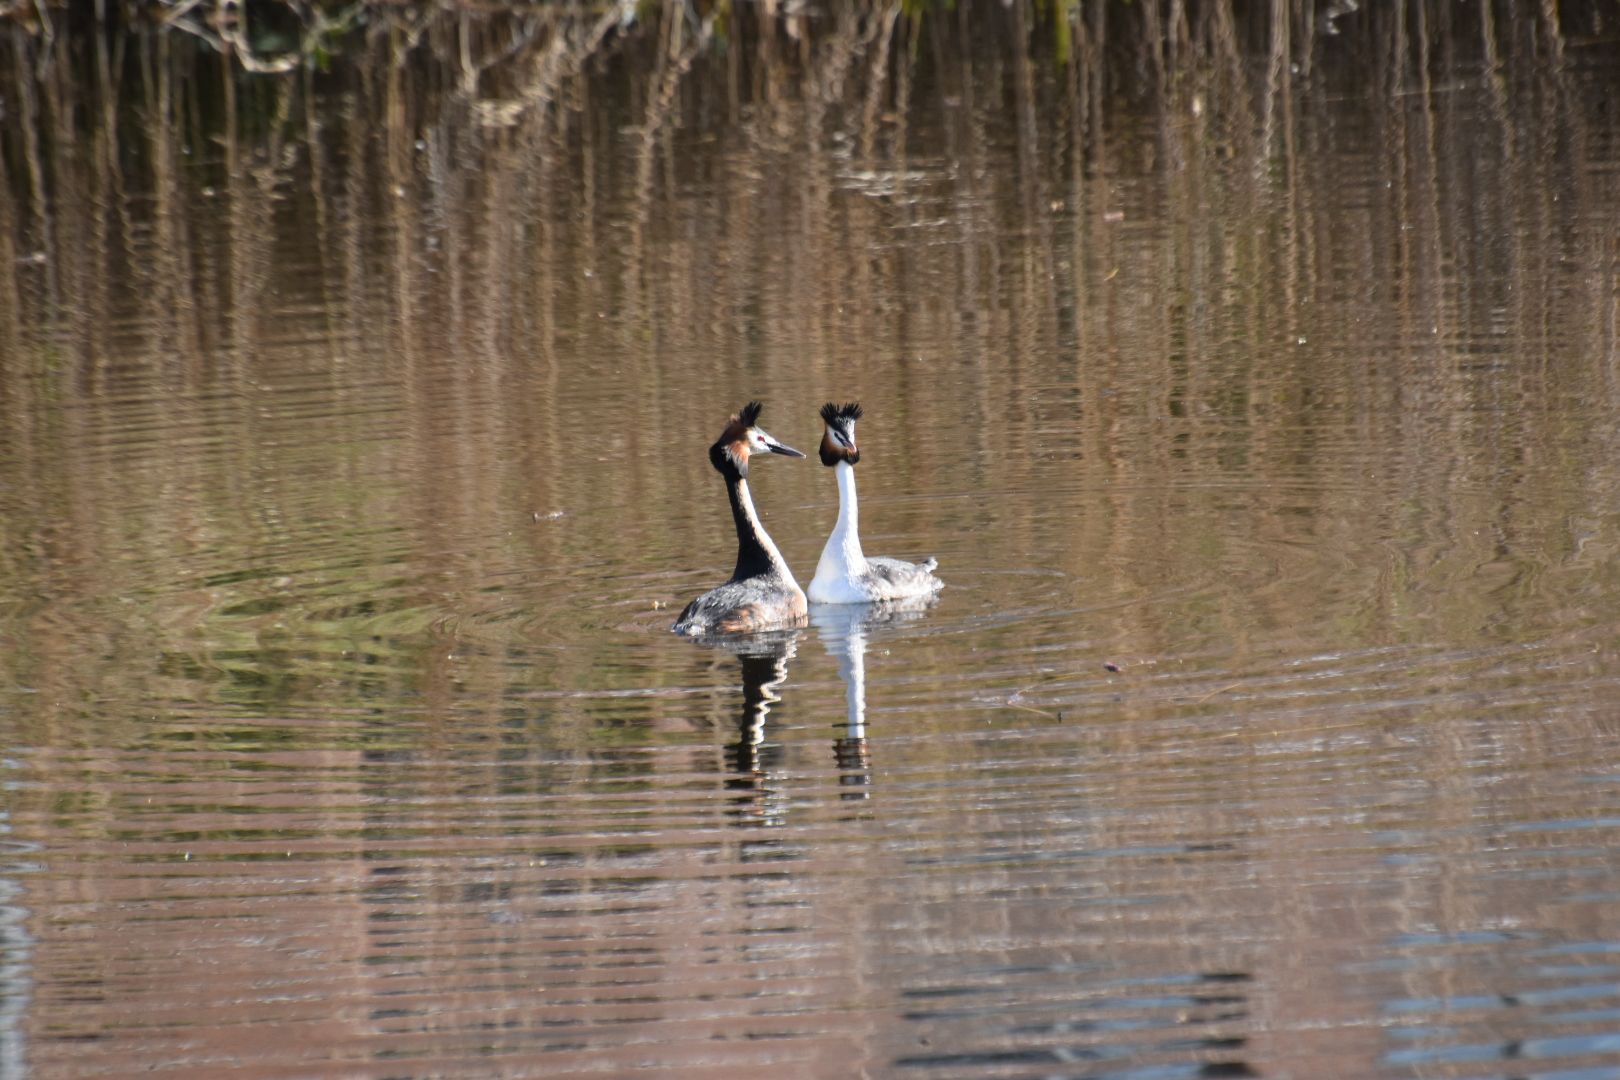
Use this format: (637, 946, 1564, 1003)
(810, 461, 868, 601)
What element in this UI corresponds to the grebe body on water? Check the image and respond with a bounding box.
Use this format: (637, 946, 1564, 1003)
(673, 401, 809, 636)
(808, 402, 943, 604)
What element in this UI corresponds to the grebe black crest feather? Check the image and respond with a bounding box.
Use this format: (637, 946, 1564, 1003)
(737, 400, 765, 428)
(819, 401, 862, 427)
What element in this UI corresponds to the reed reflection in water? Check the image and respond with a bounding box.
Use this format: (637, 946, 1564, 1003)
(2, 1, 1620, 1077)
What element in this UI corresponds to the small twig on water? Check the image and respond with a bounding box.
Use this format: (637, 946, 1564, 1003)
(1193, 682, 1242, 705)
(1002, 698, 1062, 720)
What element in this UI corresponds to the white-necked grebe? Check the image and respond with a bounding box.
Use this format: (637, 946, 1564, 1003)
(673, 401, 809, 636)
(808, 402, 943, 604)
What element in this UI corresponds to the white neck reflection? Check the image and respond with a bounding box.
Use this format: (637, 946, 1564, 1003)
(811, 594, 938, 743)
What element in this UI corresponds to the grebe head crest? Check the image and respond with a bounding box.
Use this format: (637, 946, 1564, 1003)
(710, 400, 806, 477)
(818, 401, 862, 467)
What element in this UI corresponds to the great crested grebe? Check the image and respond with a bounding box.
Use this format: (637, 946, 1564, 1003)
(808, 402, 944, 604)
(673, 401, 809, 636)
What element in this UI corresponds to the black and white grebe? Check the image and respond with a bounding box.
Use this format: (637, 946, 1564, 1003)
(808, 402, 943, 604)
(673, 401, 809, 636)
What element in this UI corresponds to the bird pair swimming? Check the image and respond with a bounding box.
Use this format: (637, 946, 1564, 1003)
(672, 401, 943, 637)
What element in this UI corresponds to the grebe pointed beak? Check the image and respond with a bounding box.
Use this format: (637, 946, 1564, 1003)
(759, 430, 806, 458)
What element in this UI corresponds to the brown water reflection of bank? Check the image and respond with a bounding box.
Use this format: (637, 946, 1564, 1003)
(2, 0, 1616, 710)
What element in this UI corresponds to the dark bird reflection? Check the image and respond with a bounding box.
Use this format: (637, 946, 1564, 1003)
(811, 596, 936, 800)
(689, 630, 800, 827)
(726, 632, 798, 779)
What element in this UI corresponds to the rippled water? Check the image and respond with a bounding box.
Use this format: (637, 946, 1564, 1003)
(3, 3, 1620, 1077)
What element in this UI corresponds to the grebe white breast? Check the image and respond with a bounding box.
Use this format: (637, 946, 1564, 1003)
(807, 402, 943, 605)
(672, 401, 809, 636)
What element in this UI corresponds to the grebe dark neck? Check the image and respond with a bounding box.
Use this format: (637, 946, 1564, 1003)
(725, 472, 792, 583)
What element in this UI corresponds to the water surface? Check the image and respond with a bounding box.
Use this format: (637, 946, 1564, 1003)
(3, 3, 1620, 1077)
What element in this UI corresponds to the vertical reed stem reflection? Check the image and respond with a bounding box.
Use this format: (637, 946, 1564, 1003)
(0, 0, 1611, 711)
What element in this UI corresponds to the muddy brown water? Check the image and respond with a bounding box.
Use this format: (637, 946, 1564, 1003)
(2, 5, 1620, 1077)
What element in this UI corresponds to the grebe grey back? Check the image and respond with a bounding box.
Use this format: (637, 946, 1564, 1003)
(672, 401, 809, 636)
(808, 402, 944, 604)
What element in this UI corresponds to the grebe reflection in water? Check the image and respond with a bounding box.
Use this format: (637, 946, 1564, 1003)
(811, 596, 936, 794)
(689, 630, 800, 825)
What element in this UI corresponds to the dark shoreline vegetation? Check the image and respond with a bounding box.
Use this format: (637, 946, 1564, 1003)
(4, 0, 1616, 68)
(2, 0, 1614, 145)
(2, 0, 1612, 236)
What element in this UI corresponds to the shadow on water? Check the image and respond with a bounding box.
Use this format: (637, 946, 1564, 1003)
(896, 969, 1260, 1077)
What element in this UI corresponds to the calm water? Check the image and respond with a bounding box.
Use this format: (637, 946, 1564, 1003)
(3, 3, 1620, 1077)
